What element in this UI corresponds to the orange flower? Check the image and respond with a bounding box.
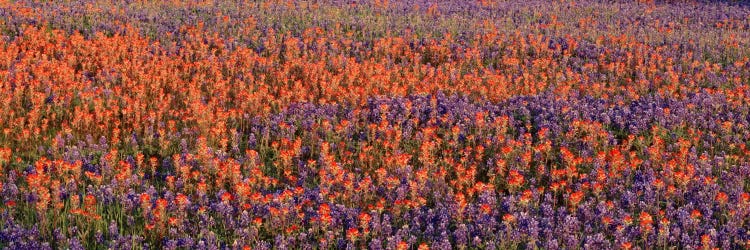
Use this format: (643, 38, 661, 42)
(418, 243, 430, 250)
(639, 212, 653, 233)
(660, 216, 670, 225)
(156, 198, 167, 210)
(166, 175, 175, 188)
(285, 225, 299, 234)
(168, 217, 179, 226)
(359, 212, 372, 228)
(621, 242, 632, 250)
(319, 203, 332, 225)
(701, 234, 711, 247)
(397, 241, 409, 250)
(569, 190, 584, 207)
(623, 215, 633, 225)
(507, 169, 524, 188)
(221, 192, 233, 203)
(652, 178, 664, 189)
(175, 193, 189, 209)
(140, 193, 151, 207)
(84, 194, 97, 210)
(520, 189, 533, 205)
(715, 192, 728, 205)
(480, 204, 492, 214)
(347, 228, 359, 240)
(691, 209, 702, 220)
(503, 213, 516, 224)
(70, 208, 84, 215)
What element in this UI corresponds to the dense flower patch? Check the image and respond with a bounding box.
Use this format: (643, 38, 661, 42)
(0, 0, 749, 249)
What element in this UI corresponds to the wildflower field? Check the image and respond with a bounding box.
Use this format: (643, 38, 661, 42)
(1, 0, 750, 249)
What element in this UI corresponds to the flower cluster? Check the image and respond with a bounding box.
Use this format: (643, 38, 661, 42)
(0, 0, 749, 249)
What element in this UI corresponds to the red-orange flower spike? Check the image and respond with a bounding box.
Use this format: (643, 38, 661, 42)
(84, 194, 96, 210)
(691, 209, 702, 220)
(346, 228, 359, 241)
(569, 190, 584, 207)
(480, 204, 492, 214)
(319, 203, 332, 225)
(503, 213, 516, 224)
(623, 215, 633, 225)
(359, 212, 372, 228)
(397, 241, 409, 250)
(701, 234, 712, 248)
(140, 193, 151, 207)
(639, 211, 654, 233)
(715, 192, 728, 205)
(156, 198, 168, 210)
(175, 193, 189, 209)
(621, 242, 633, 250)
(507, 169, 525, 189)
(221, 192, 233, 203)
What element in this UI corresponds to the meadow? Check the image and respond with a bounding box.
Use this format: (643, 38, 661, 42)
(1, 0, 750, 249)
